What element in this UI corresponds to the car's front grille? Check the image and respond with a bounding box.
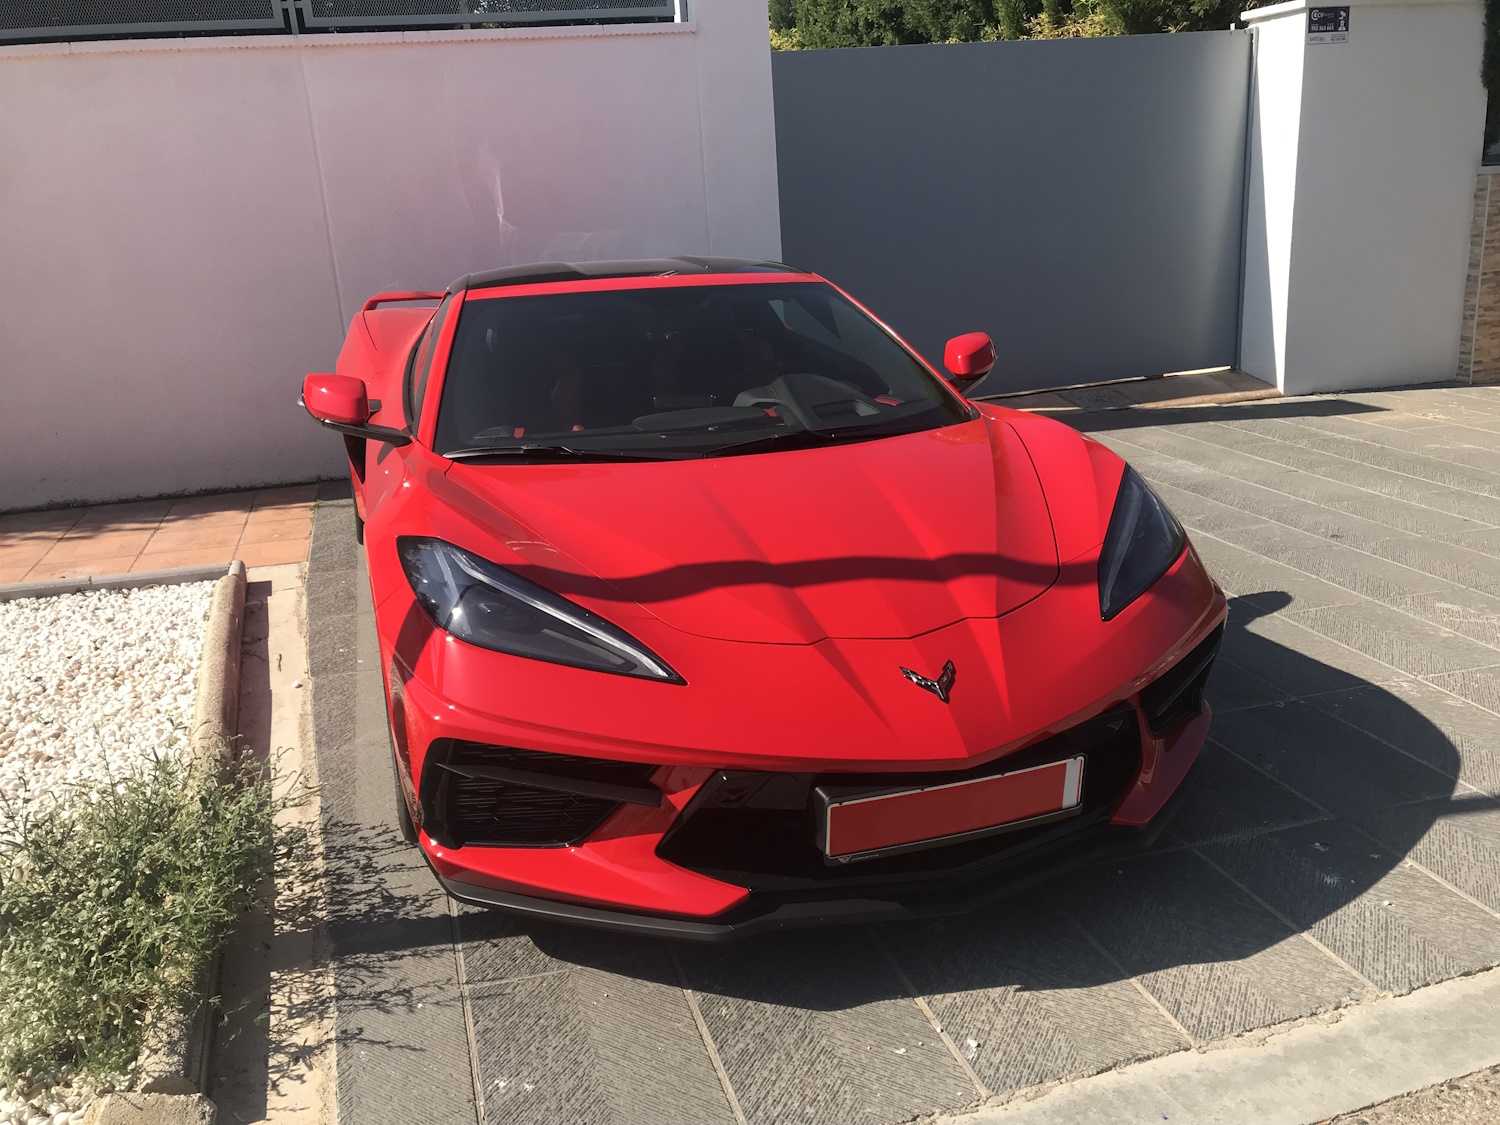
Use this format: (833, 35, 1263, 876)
(1139, 623, 1223, 735)
(419, 741, 659, 848)
(655, 703, 1142, 889)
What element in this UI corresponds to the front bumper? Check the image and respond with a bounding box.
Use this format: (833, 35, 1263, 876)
(428, 734, 1202, 941)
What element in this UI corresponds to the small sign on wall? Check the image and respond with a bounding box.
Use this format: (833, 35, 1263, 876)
(1307, 6, 1350, 43)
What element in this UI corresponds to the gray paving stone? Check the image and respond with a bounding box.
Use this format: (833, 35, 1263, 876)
(1292, 413, 1500, 472)
(1458, 525, 1500, 559)
(1167, 737, 1327, 845)
(1187, 533, 1360, 611)
(1388, 587, 1500, 649)
(1356, 794, 1500, 913)
(1121, 476, 1270, 539)
(1222, 418, 1500, 499)
(1329, 491, 1500, 540)
(1362, 388, 1500, 427)
(879, 900, 1188, 1095)
(1427, 666, 1500, 717)
(332, 980, 478, 1125)
(466, 953, 735, 1125)
(1284, 602, 1500, 678)
(1335, 409, 1450, 431)
(1176, 420, 1462, 506)
(1218, 612, 1413, 700)
(1199, 820, 1500, 995)
(677, 931, 976, 1124)
(1055, 850, 1368, 1043)
(1219, 524, 1464, 605)
(1204, 656, 1296, 713)
(1104, 433, 1469, 552)
(304, 572, 359, 620)
(1304, 680, 1500, 797)
(1356, 537, 1500, 598)
(1209, 701, 1454, 817)
(307, 612, 358, 678)
(454, 910, 665, 988)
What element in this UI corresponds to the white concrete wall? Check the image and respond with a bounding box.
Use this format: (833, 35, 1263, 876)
(1240, 0, 1486, 395)
(0, 10, 781, 511)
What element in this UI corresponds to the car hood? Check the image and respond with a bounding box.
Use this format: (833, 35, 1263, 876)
(441, 416, 1059, 644)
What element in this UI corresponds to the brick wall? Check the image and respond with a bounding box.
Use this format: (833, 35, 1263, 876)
(1460, 173, 1500, 383)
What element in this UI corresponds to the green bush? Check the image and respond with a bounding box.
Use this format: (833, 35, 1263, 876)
(0, 751, 293, 1084)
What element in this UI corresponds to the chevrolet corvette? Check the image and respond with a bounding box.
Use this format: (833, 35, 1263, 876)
(301, 257, 1226, 939)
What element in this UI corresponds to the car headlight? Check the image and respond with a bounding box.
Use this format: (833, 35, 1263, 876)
(397, 536, 684, 683)
(1098, 466, 1186, 621)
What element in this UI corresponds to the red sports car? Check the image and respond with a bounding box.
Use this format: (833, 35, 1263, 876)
(302, 258, 1226, 939)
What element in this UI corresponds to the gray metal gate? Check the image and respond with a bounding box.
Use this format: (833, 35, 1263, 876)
(772, 31, 1252, 393)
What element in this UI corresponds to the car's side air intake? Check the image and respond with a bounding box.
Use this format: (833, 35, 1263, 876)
(1139, 623, 1224, 736)
(419, 742, 659, 848)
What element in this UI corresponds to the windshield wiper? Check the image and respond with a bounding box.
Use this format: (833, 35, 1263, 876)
(445, 444, 692, 463)
(705, 424, 906, 459)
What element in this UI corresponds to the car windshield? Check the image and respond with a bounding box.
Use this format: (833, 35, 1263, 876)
(432, 281, 972, 460)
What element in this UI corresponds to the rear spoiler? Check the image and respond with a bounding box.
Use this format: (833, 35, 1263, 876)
(362, 291, 445, 313)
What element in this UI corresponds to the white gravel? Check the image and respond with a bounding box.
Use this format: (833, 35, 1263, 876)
(0, 582, 214, 829)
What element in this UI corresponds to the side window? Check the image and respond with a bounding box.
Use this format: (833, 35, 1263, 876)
(407, 295, 452, 431)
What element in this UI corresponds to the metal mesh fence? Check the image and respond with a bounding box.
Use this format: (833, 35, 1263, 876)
(0, 0, 285, 33)
(299, 0, 676, 26)
(0, 0, 676, 41)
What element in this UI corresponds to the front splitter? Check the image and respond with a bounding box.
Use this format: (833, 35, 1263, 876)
(427, 758, 1197, 942)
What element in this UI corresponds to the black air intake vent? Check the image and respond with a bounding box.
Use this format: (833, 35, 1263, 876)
(1139, 624, 1224, 736)
(420, 741, 659, 848)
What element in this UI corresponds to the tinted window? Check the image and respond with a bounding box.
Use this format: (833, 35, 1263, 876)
(433, 282, 969, 459)
(407, 295, 452, 430)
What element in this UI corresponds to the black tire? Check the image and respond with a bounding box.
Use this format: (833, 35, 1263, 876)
(354, 512, 365, 545)
(390, 730, 418, 845)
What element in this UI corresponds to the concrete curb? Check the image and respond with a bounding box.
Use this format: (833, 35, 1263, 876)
(939, 966, 1500, 1125)
(188, 562, 247, 764)
(82, 1093, 215, 1125)
(131, 561, 246, 1109)
(0, 564, 233, 603)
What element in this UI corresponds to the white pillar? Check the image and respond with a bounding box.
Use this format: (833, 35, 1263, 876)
(1239, 0, 1486, 395)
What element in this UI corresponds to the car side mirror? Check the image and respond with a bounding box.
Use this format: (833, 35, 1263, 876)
(943, 332, 997, 393)
(301, 373, 411, 446)
(303, 373, 369, 425)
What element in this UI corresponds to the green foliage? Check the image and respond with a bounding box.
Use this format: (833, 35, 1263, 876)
(0, 751, 296, 1084)
(779, 0, 1007, 48)
(1028, 0, 1112, 37)
(1093, 0, 1239, 34)
(768, 0, 1257, 45)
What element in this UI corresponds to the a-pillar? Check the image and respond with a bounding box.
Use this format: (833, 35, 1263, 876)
(1238, 0, 1485, 395)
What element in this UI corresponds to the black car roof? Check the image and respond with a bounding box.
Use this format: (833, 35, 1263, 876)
(450, 257, 800, 293)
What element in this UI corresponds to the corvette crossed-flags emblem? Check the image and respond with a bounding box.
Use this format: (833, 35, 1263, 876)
(900, 660, 957, 704)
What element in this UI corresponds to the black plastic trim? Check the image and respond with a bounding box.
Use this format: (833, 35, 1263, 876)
(316, 418, 411, 447)
(434, 758, 660, 807)
(428, 759, 1197, 943)
(1140, 623, 1224, 735)
(451, 257, 799, 293)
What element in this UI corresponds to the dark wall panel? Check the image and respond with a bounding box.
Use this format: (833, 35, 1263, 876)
(773, 31, 1251, 393)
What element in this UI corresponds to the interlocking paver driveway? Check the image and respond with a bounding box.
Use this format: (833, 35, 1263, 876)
(302, 384, 1500, 1125)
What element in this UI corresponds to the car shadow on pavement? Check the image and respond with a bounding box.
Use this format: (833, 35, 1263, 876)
(455, 590, 1491, 1054)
